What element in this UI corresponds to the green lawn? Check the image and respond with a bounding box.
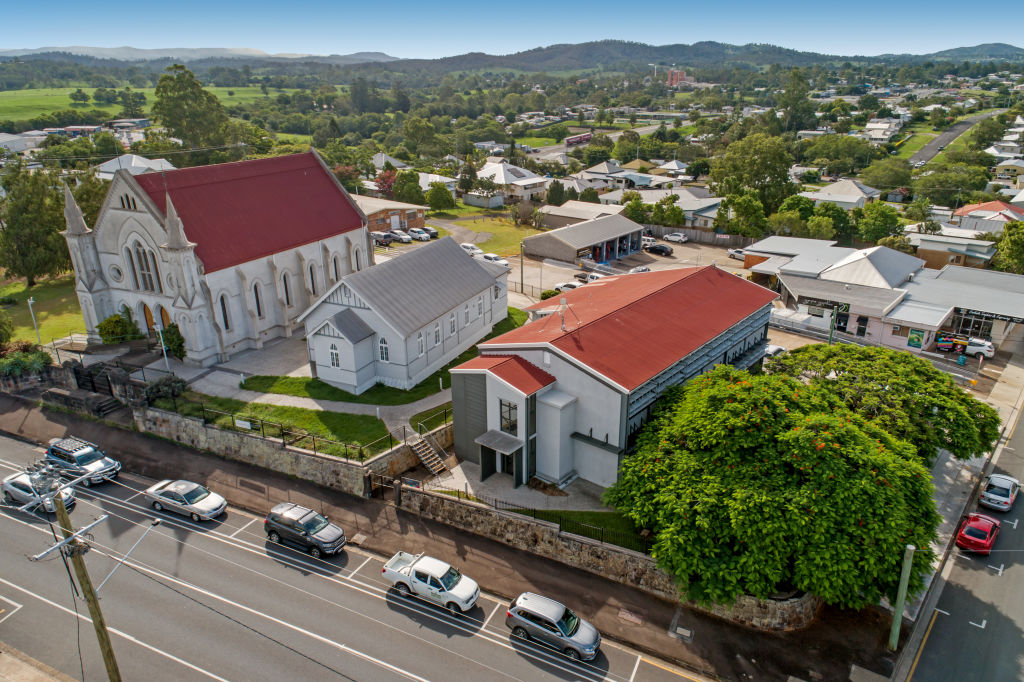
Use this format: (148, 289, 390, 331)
(454, 218, 540, 256)
(410, 402, 452, 433)
(0, 275, 84, 344)
(426, 200, 502, 219)
(894, 131, 936, 159)
(514, 136, 557, 148)
(152, 390, 391, 457)
(274, 132, 312, 145)
(241, 308, 528, 405)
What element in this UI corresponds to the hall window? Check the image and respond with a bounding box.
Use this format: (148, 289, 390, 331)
(282, 272, 292, 306)
(450, 313, 456, 334)
(500, 399, 518, 435)
(308, 263, 318, 296)
(434, 322, 440, 345)
(329, 343, 340, 368)
(253, 283, 263, 318)
(219, 295, 231, 331)
(417, 332, 424, 356)
(379, 338, 389, 362)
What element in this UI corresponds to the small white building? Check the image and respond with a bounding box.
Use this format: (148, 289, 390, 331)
(299, 238, 509, 395)
(799, 178, 881, 210)
(94, 154, 176, 182)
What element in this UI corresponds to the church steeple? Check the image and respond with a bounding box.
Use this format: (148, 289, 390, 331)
(162, 193, 195, 250)
(62, 184, 90, 235)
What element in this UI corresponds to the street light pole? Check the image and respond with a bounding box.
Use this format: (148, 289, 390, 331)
(27, 296, 42, 345)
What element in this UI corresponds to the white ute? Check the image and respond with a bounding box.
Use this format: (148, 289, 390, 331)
(382, 551, 480, 616)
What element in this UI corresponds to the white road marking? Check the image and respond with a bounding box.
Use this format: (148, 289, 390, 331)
(969, 619, 987, 629)
(935, 608, 950, 615)
(347, 555, 373, 579)
(629, 654, 642, 682)
(0, 577, 229, 681)
(0, 595, 23, 625)
(125, 492, 143, 502)
(228, 518, 257, 538)
(1010, 519, 1018, 529)
(482, 602, 502, 630)
(988, 563, 1004, 576)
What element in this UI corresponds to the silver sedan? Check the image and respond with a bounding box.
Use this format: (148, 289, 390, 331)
(2, 472, 76, 513)
(144, 479, 227, 522)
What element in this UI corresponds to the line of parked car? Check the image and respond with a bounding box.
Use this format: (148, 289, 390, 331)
(955, 473, 1019, 556)
(3, 434, 602, 663)
(459, 242, 510, 268)
(370, 225, 438, 246)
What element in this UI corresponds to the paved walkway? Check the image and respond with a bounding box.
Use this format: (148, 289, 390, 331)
(0, 641, 73, 682)
(425, 461, 609, 510)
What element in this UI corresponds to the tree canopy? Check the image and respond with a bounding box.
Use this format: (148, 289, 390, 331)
(711, 133, 795, 214)
(0, 164, 69, 287)
(152, 64, 229, 148)
(857, 201, 902, 242)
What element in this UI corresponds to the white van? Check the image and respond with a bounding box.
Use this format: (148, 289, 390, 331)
(641, 236, 657, 248)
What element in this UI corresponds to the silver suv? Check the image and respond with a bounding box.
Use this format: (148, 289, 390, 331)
(44, 437, 121, 487)
(506, 592, 601, 661)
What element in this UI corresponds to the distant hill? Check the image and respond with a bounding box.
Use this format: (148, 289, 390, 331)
(0, 46, 398, 64)
(926, 43, 1024, 61)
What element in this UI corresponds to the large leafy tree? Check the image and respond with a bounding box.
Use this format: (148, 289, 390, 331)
(857, 201, 902, 242)
(913, 163, 989, 208)
(859, 157, 911, 192)
(425, 182, 455, 211)
(70, 172, 109, 228)
(993, 220, 1024, 274)
(546, 180, 566, 207)
(152, 65, 229, 148)
(0, 164, 69, 286)
(715, 192, 768, 238)
(813, 201, 855, 244)
(392, 170, 425, 205)
(768, 344, 1000, 463)
(711, 133, 795, 214)
(605, 365, 939, 608)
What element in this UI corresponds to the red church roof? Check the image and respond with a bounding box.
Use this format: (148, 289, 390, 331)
(478, 267, 778, 391)
(454, 355, 556, 395)
(134, 152, 364, 273)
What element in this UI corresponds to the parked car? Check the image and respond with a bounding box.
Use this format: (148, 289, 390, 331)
(419, 225, 439, 238)
(382, 551, 479, 616)
(2, 471, 76, 513)
(727, 248, 746, 260)
(481, 253, 510, 268)
(574, 272, 606, 283)
(460, 242, 483, 256)
(628, 265, 651, 273)
(979, 474, 1020, 512)
(640, 236, 657, 248)
(264, 502, 346, 559)
(663, 232, 689, 243)
(935, 334, 994, 359)
(370, 231, 395, 246)
(506, 592, 601, 661)
(553, 282, 581, 292)
(407, 227, 432, 241)
(388, 230, 412, 244)
(646, 244, 673, 257)
(764, 344, 787, 358)
(44, 437, 120, 487)
(144, 479, 227, 522)
(956, 513, 1000, 555)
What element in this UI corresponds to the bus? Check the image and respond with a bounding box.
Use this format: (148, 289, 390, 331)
(564, 132, 593, 146)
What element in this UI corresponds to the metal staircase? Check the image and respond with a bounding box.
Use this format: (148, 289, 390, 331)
(409, 437, 448, 476)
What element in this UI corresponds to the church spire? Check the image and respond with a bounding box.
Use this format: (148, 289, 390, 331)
(162, 193, 195, 250)
(62, 184, 90, 235)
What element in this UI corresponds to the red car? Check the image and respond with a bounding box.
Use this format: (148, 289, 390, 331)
(955, 513, 1000, 555)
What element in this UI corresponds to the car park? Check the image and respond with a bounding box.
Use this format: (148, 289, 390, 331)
(2, 471, 76, 513)
(383, 551, 480, 616)
(663, 232, 689, 243)
(553, 282, 581, 292)
(407, 227, 432, 241)
(481, 253, 510, 267)
(144, 479, 227, 522)
(370, 231, 395, 246)
(460, 242, 483, 256)
(506, 592, 601, 661)
(44, 437, 120, 487)
(727, 248, 745, 260)
(955, 512, 1000, 555)
(979, 474, 1019, 512)
(388, 230, 412, 244)
(264, 502, 346, 559)
(645, 244, 673, 257)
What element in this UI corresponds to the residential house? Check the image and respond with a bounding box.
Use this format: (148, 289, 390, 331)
(954, 201, 1024, 233)
(351, 195, 425, 233)
(417, 172, 457, 198)
(598, 186, 721, 228)
(906, 232, 996, 269)
(299, 238, 508, 394)
(449, 267, 778, 488)
(94, 154, 176, 182)
(798, 178, 881, 210)
(537, 200, 625, 229)
(477, 160, 547, 201)
(62, 151, 372, 366)
(371, 152, 408, 170)
(996, 159, 1024, 179)
(860, 118, 903, 144)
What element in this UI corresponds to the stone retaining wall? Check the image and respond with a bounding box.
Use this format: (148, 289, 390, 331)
(399, 485, 821, 631)
(0, 365, 72, 394)
(134, 405, 422, 497)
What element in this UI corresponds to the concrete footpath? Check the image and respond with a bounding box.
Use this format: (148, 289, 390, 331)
(0, 641, 73, 682)
(0, 393, 895, 682)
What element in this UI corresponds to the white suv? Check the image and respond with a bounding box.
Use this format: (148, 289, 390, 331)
(965, 338, 995, 359)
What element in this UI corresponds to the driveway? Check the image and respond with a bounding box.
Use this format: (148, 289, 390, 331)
(910, 109, 1006, 165)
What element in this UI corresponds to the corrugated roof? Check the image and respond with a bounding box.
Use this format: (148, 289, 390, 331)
(778, 274, 906, 315)
(351, 195, 423, 214)
(538, 200, 624, 220)
(455, 355, 555, 394)
(883, 299, 952, 328)
(134, 151, 364, 273)
(327, 309, 374, 342)
(819, 246, 923, 289)
(522, 214, 643, 250)
(477, 267, 777, 391)
(745, 236, 838, 255)
(343, 237, 500, 337)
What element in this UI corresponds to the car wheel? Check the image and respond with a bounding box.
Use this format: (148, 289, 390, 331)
(395, 583, 412, 597)
(81, 478, 91, 488)
(191, 512, 202, 523)
(512, 626, 530, 641)
(564, 648, 581, 661)
(3, 491, 13, 504)
(309, 546, 322, 560)
(152, 501, 163, 512)
(446, 602, 462, 617)
(268, 531, 281, 544)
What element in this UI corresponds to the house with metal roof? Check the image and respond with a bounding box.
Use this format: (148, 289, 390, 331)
(298, 238, 508, 394)
(521, 214, 646, 264)
(537, 200, 625, 228)
(93, 154, 176, 182)
(62, 151, 372, 366)
(798, 178, 881, 210)
(449, 266, 778, 489)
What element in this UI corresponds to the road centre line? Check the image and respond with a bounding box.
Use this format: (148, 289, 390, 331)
(347, 555, 373, 579)
(229, 518, 257, 538)
(0, 576, 229, 681)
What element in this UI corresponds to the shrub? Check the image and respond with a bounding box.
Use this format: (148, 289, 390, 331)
(0, 296, 16, 306)
(160, 323, 186, 359)
(145, 375, 187, 402)
(0, 349, 52, 377)
(540, 289, 560, 300)
(97, 308, 143, 344)
(0, 308, 12, 346)
(1, 340, 36, 357)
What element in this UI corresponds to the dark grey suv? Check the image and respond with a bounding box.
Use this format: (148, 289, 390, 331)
(264, 502, 346, 559)
(44, 437, 121, 487)
(506, 592, 601, 661)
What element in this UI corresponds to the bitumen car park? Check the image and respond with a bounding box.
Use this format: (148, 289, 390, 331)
(645, 243, 673, 256)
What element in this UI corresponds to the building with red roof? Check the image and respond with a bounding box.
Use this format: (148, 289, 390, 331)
(954, 201, 1024, 234)
(62, 150, 371, 366)
(449, 266, 778, 489)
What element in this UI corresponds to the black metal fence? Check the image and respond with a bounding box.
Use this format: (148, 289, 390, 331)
(433, 488, 652, 555)
(416, 407, 451, 435)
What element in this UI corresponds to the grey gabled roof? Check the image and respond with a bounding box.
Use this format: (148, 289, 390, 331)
(522, 213, 643, 250)
(321, 309, 374, 342)
(344, 237, 500, 337)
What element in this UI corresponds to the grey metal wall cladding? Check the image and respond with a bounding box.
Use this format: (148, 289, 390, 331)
(451, 373, 487, 464)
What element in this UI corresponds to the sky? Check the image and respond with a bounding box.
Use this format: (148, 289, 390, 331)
(0, 1, 1014, 60)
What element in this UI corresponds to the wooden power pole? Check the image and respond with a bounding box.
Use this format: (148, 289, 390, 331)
(53, 495, 123, 682)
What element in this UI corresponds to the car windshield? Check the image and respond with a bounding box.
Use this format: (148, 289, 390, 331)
(965, 526, 988, 540)
(302, 513, 329, 534)
(439, 567, 461, 591)
(557, 607, 580, 636)
(74, 450, 104, 466)
(985, 482, 1010, 497)
(183, 485, 211, 504)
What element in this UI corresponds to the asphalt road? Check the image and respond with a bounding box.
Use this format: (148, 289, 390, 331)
(908, 416, 1024, 682)
(0, 435, 701, 682)
(909, 109, 1006, 166)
